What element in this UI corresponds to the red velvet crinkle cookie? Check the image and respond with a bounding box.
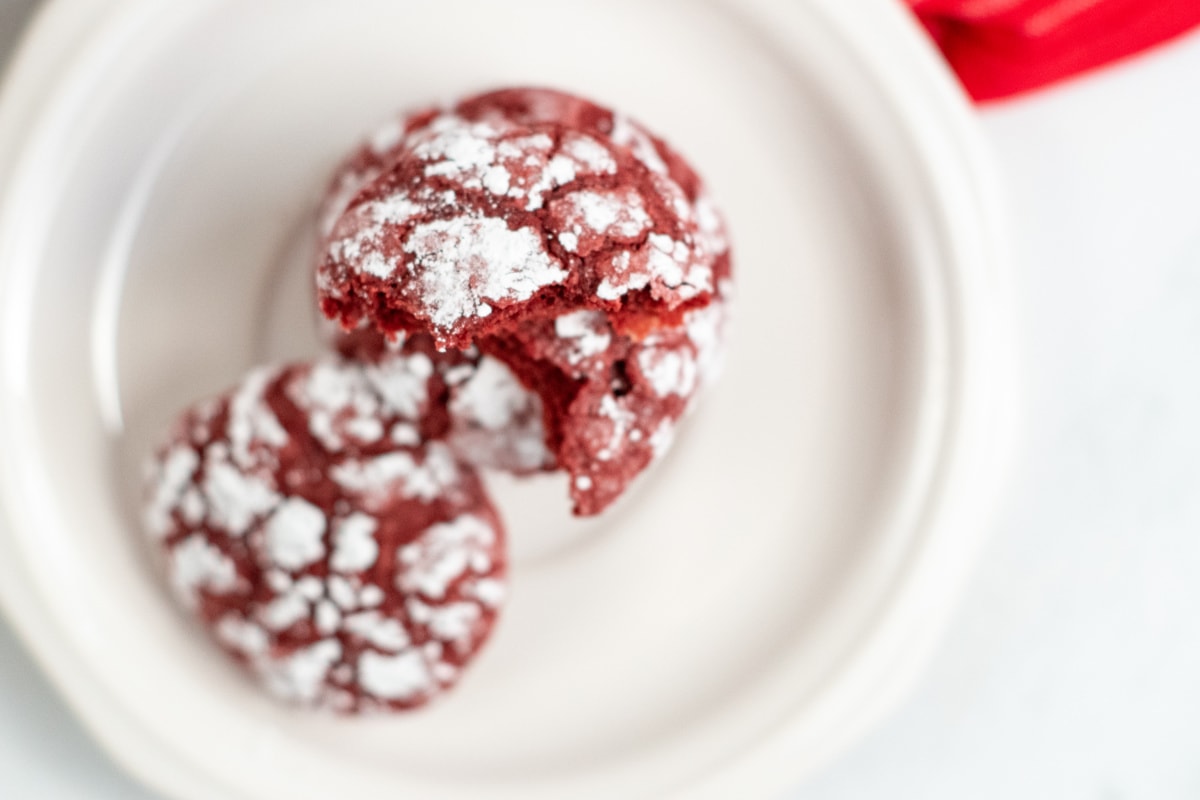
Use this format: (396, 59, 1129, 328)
(317, 87, 732, 514)
(142, 355, 506, 712)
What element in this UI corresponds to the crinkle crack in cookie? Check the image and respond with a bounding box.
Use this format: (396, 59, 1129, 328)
(317, 87, 733, 514)
(142, 355, 506, 712)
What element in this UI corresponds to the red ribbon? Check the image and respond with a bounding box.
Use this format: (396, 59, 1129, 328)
(908, 0, 1200, 101)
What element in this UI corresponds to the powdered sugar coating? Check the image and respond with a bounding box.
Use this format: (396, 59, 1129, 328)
(143, 357, 507, 713)
(401, 215, 567, 329)
(446, 356, 553, 474)
(553, 310, 612, 366)
(320, 324, 555, 476)
(263, 498, 327, 570)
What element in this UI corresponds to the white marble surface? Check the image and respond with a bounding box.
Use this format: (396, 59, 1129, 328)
(2, 2, 1200, 797)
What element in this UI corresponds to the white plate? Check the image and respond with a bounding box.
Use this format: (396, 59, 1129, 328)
(0, 1, 1013, 798)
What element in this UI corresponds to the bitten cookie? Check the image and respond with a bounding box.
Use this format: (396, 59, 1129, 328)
(317, 88, 732, 514)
